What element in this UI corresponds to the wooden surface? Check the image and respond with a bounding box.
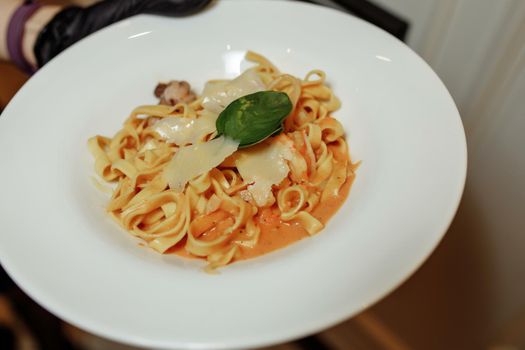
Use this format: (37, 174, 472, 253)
(0, 62, 27, 109)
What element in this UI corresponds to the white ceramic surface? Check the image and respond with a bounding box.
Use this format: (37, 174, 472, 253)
(0, 1, 466, 349)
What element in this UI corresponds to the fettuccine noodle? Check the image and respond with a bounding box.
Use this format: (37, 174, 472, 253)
(88, 52, 358, 270)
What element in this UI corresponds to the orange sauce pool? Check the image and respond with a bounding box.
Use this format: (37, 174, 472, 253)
(239, 178, 353, 260)
(169, 174, 354, 262)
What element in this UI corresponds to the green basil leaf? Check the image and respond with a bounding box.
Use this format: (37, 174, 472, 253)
(215, 91, 292, 148)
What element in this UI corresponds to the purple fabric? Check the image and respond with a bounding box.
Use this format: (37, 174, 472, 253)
(7, 2, 41, 74)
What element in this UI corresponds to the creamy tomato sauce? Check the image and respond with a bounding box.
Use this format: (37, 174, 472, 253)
(169, 171, 354, 261)
(238, 176, 353, 260)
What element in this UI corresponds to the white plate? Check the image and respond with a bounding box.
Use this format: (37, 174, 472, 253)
(0, 1, 466, 349)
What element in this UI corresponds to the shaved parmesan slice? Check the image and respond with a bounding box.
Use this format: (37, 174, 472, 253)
(202, 69, 266, 114)
(236, 140, 294, 206)
(153, 110, 216, 146)
(164, 136, 239, 192)
(154, 69, 265, 146)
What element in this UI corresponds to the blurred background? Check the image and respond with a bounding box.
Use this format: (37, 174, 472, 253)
(1, 0, 524, 349)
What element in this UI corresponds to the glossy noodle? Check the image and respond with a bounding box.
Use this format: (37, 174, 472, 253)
(88, 52, 358, 270)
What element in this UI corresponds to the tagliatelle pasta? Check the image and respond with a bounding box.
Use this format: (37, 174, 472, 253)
(88, 52, 358, 270)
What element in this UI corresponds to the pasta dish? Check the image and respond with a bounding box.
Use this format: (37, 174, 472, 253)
(88, 52, 357, 270)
